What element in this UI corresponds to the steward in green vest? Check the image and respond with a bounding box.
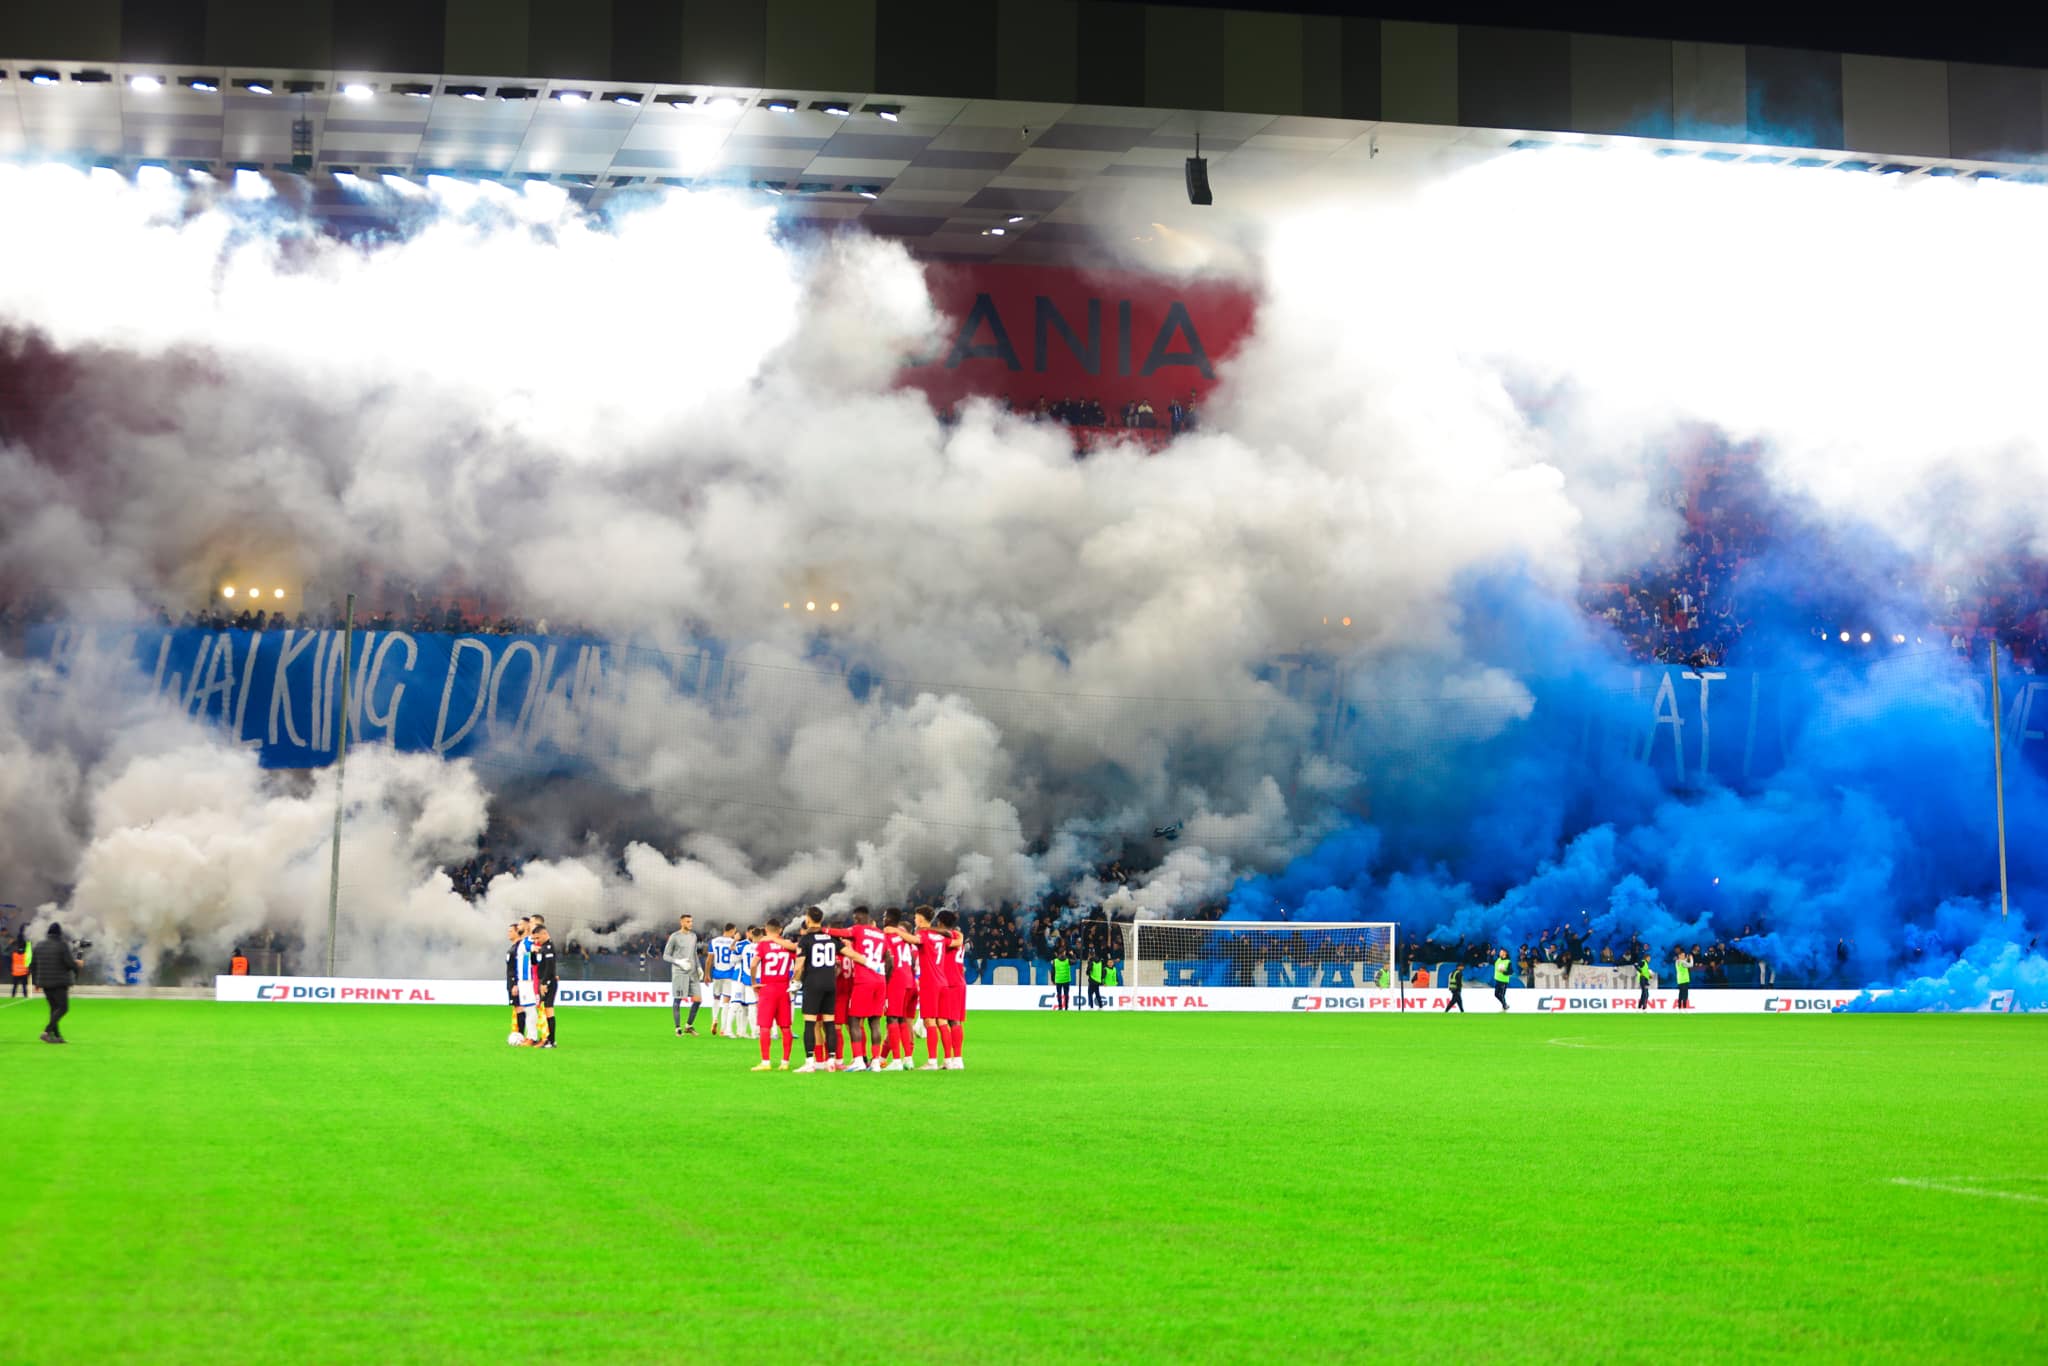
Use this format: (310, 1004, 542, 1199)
(1051, 955, 1073, 1010)
(1443, 964, 1464, 1013)
(1492, 951, 1512, 1010)
(1675, 951, 1692, 1010)
(1085, 956, 1108, 1009)
(1637, 957, 1654, 1009)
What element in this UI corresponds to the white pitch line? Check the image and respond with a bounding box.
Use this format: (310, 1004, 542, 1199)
(1545, 1036, 1605, 1049)
(1888, 1177, 2048, 1206)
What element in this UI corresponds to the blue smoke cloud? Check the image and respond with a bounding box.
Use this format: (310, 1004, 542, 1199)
(1227, 555, 2048, 1000)
(1842, 898, 2047, 1011)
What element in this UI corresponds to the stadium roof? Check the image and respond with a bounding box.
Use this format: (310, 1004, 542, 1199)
(6, 61, 2044, 263)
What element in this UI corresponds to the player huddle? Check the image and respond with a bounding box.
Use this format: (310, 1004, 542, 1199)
(505, 904, 969, 1071)
(749, 905, 968, 1072)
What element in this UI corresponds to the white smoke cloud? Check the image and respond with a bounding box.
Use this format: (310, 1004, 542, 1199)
(0, 638, 499, 975)
(1372, 150, 2048, 554)
(65, 740, 493, 977)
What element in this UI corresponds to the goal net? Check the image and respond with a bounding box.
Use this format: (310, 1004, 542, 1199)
(1120, 920, 1398, 992)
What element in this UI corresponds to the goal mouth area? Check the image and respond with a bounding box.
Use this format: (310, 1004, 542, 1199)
(1121, 920, 1397, 991)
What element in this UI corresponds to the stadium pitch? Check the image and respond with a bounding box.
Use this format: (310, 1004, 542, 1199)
(9, 1003, 2045, 1363)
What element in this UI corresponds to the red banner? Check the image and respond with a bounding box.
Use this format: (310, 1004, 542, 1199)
(904, 262, 1257, 426)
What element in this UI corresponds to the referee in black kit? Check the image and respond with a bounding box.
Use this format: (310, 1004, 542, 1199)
(506, 920, 528, 1041)
(531, 921, 559, 1048)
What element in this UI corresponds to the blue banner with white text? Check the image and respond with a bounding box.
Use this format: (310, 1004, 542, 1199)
(22, 625, 2048, 785)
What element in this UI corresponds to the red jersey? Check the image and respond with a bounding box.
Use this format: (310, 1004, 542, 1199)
(755, 939, 795, 988)
(887, 935, 917, 984)
(915, 929, 948, 985)
(942, 935, 967, 990)
(840, 925, 888, 985)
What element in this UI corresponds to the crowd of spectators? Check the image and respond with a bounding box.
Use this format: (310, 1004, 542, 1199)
(1002, 391, 1201, 434)
(11, 433, 2048, 672)
(165, 597, 600, 640)
(447, 849, 526, 902)
(4, 822, 1817, 986)
(1409, 918, 1774, 984)
(1937, 562, 2048, 673)
(1583, 453, 1765, 666)
(0, 590, 609, 643)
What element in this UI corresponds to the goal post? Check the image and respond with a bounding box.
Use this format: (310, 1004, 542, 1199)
(1119, 920, 1399, 993)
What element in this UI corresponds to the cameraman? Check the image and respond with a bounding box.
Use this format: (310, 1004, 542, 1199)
(32, 923, 84, 1045)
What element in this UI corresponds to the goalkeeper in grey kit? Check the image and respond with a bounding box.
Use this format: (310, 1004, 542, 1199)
(664, 913, 706, 1036)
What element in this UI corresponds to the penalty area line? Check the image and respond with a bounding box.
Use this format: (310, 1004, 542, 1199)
(1888, 1177, 2048, 1206)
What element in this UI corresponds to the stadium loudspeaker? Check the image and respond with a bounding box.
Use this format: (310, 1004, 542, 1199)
(1185, 156, 1212, 205)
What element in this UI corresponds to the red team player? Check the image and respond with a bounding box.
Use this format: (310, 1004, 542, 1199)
(934, 908, 968, 1070)
(887, 905, 963, 1071)
(831, 948, 855, 1066)
(879, 908, 919, 1069)
(749, 919, 798, 1071)
(828, 907, 891, 1072)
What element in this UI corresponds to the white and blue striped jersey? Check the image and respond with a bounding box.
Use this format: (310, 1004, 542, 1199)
(737, 941, 758, 1003)
(709, 934, 739, 980)
(515, 935, 532, 981)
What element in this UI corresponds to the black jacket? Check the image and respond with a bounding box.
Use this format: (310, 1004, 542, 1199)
(31, 931, 78, 989)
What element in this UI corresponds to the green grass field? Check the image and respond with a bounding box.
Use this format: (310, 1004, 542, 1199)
(7, 1001, 2046, 1364)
